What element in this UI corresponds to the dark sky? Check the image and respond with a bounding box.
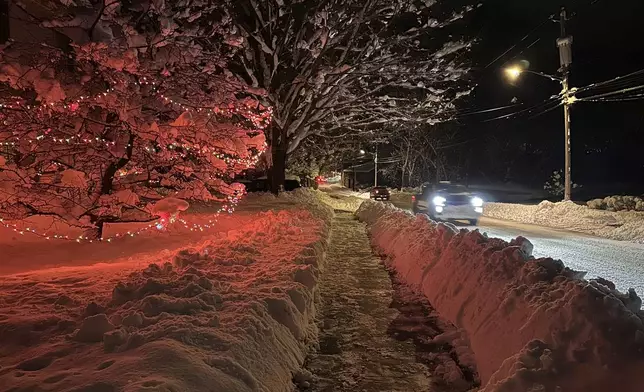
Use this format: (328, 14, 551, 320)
(460, 0, 644, 195)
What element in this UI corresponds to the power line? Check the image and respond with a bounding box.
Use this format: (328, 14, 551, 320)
(581, 94, 644, 103)
(527, 100, 563, 119)
(479, 96, 562, 123)
(578, 84, 644, 102)
(568, 0, 606, 20)
(576, 68, 644, 94)
(485, 0, 607, 72)
(483, 15, 555, 70)
(454, 103, 524, 118)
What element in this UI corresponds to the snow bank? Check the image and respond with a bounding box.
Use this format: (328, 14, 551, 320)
(484, 201, 644, 243)
(0, 192, 333, 391)
(357, 200, 644, 392)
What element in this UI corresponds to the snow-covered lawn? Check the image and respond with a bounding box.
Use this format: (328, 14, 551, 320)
(357, 200, 644, 392)
(0, 190, 333, 392)
(484, 200, 644, 243)
(0, 213, 257, 275)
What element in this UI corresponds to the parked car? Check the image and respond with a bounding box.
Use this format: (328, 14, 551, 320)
(370, 186, 390, 201)
(411, 182, 484, 225)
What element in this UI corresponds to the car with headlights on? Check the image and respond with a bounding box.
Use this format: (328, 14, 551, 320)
(411, 182, 484, 225)
(370, 186, 390, 201)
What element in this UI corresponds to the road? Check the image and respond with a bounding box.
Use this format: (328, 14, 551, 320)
(387, 198, 644, 297)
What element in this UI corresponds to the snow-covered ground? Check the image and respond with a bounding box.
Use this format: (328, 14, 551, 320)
(0, 212, 257, 275)
(476, 217, 644, 297)
(299, 212, 479, 391)
(357, 200, 644, 392)
(381, 193, 644, 297)
(484, 201, 644, 243)
(0, 190, 333, 391)
(318, 184, 370, 202)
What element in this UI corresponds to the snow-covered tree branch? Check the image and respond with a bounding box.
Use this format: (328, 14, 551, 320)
(0, 0, 269, 238)
(218, 0, 477, 192)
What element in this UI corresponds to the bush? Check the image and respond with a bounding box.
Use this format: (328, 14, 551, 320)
(587, 196, 644, 212)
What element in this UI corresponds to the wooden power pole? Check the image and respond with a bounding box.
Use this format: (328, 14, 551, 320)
(557, 7, 574, 201)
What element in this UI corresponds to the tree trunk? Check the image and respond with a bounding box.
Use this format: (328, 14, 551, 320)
(268, 123, 287, 195)
(83, 219, 104, 240)
(400, 167, 405, 190)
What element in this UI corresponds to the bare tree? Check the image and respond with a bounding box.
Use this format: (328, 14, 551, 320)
(385, 123, 466, 188)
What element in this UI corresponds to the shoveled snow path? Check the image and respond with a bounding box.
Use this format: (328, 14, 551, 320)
(300, 212, 475, 392)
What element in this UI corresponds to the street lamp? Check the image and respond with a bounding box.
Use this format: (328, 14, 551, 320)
(503, 65, 563, 84)
(503, 62, 574, 201)
(354, 147, 380, 187)
(504, 66, 523, 82)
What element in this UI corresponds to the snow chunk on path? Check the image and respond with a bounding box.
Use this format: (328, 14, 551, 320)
(0, 191, 333, 392)
(357, 200, 644, 392)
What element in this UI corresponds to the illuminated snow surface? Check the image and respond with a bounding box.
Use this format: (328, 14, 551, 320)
(472, 217, 644, 298)
(484, 201, 644, 243)
(384, 192, 644, 301)
(0, 191, 334, 392)
(3, 187, 643, 392)
(357, 200, 644, 392)
(297, 212, 478, 391)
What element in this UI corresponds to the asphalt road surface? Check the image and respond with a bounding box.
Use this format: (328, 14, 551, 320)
(388, 199, 644, 297)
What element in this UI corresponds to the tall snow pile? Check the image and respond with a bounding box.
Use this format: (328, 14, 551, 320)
(0, 191, 333, 391)
(357, 200, 644, 392)
(484, 200, 644, 243)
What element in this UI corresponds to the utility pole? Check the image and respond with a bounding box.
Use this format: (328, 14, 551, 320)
(557, 7, 573, 201)
(374, 143, 378, 187)
(352, 145, 357, 191)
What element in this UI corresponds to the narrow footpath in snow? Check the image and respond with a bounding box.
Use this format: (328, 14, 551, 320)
(298, 212, 478, 392)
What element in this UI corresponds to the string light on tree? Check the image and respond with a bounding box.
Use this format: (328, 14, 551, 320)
(0, 77, 273, 131)
(0, 190, 246, 243)
(0, 73, 269, 244)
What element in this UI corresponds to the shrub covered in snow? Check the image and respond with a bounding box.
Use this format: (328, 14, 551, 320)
(0, 191, 333, 391)
(484, 201, 644, 243)
(357, 200, 644, 392)
(543, 170, 580, 196)
(587, 195, 644, 212)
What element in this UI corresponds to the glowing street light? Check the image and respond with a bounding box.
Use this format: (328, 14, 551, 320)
(359, 149, 366, 155)
(503, 56, 574, 203)
(504, 66, 523, 81)
(504, 63, 563, 84)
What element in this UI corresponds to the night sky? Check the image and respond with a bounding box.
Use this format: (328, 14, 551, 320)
(460, 0, 644, 197)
